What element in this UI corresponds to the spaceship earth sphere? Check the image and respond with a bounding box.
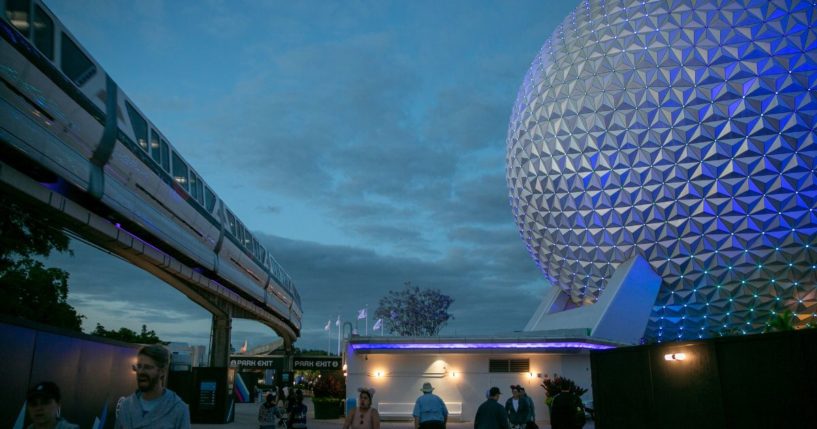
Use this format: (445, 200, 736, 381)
(506, 0, 817, 341)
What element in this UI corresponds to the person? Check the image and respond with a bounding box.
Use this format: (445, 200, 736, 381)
(412, 382, 448, 429)
(276, 388, 288, 429)
(343, 387, 380, 429)
(474, 387, 509, 429)
(549, 386, 583, 429)
(287, 389, 307, 429)
(518, 387, 535, 427)
(505, 385, 532, 429)
(115, 344, 191, 429)
(25, 381, 78, 429)
(258, 392, 278, 429)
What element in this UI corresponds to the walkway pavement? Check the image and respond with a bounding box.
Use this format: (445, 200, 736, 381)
(192, 400, 595, 429)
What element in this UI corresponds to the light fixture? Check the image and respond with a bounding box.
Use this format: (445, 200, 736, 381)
(450, 371, 457, 378)
(374, 370, 383, 377)
(664, 353, 687, 361)
(350, 341, 614, 351)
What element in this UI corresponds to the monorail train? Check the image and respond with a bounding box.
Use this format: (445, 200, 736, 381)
(0, 0, 301, 333)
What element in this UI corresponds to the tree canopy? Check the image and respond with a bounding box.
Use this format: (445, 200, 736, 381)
(0, 194, 84, 331)
(374, 283, 454, 336)
(91, 323, 164, 344)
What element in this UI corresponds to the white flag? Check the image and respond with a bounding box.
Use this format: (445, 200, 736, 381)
(373, 318, 382, 330)
(324, 320, 331, 331)
(335, 316, 341, 326)
(357, 308, 367, 319)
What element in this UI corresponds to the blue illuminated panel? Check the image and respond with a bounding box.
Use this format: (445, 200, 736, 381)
(350, 341, 615, 351)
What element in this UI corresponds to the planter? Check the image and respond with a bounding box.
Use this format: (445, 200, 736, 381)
(313, 398, 343, 419)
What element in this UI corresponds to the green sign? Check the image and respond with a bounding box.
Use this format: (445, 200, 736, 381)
(229, 357, 282, 369)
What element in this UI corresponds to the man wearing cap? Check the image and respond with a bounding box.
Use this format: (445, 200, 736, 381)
(474, 387, 509, 429)
(413, 382, 448, 429)
(25, 381, 78, 429)
(115, 344, 190, 429)
(505, 385, 532, 429)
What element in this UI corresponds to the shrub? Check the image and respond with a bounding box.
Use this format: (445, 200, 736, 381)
(312, 372, 345, 399)
(541, 374, 588, 406)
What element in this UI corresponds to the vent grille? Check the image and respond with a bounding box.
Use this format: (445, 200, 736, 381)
(489, 359, 529, 373)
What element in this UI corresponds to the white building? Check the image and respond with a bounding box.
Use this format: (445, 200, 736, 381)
(344, 331, 618, 422)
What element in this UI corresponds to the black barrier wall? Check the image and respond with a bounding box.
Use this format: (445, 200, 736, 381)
(589, 329, 817, 429)
(0, 316, 139, 429)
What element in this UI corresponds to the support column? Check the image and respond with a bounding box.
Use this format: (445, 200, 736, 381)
(210, 314, 232, 368)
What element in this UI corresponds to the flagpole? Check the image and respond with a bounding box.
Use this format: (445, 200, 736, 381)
(365, 305, 369, 336)
(336, 315, 341, 356)
(327, 320, 331, 356)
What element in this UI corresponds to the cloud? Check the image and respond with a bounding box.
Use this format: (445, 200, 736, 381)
(259, 232, 546, 348)
(43, 202, 546, 352)
(259, 205, 281, 214)
(39, 0, 582, 352)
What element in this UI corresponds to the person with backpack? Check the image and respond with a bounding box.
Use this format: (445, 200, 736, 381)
(549, 386, 584, 429)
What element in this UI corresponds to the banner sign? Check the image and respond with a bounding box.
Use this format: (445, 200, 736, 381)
(293, 356, 342, 371)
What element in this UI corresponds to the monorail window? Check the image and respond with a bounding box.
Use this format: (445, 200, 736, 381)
(160, 139, 170, 172)
(32, 6, 53, 60)
(192, 173, 204, 205)
(150, 129, 161, 163)
(171, 152, 189, 191)
(5, 0, 29, 34)
(204, 187, 216, 212)
(237, 223, 245, 247)
(189, 172, 199, 201)
(226, 211, 236, 236)
(60, 33, 96, 86)
(125, 102, 148, 152)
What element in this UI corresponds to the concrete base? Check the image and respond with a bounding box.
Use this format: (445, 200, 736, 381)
(524, 255, 662, 344)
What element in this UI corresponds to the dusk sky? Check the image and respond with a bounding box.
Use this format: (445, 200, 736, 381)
(41, 0, 581, 353)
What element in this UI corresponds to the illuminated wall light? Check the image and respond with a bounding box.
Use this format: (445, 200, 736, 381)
(664, 353, 687, 361)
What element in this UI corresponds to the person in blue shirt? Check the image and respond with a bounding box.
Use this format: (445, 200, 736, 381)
(413, 383, 448, 429)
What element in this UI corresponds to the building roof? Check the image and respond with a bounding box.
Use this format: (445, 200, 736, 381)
(347, 329, 623, 354)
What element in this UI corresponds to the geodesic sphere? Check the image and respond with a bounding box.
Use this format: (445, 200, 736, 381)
(506, 0, 817, 341)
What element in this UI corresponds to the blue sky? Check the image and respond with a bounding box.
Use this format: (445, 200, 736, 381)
(42, 0, 580, 352)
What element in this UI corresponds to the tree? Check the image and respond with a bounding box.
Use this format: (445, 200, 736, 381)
(0, 194, 84, 331)
(765, 309, 796, 333)
(91, 323, 164, 344)
(294, 348, 330, 356)
(374, 283, 454, 336)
